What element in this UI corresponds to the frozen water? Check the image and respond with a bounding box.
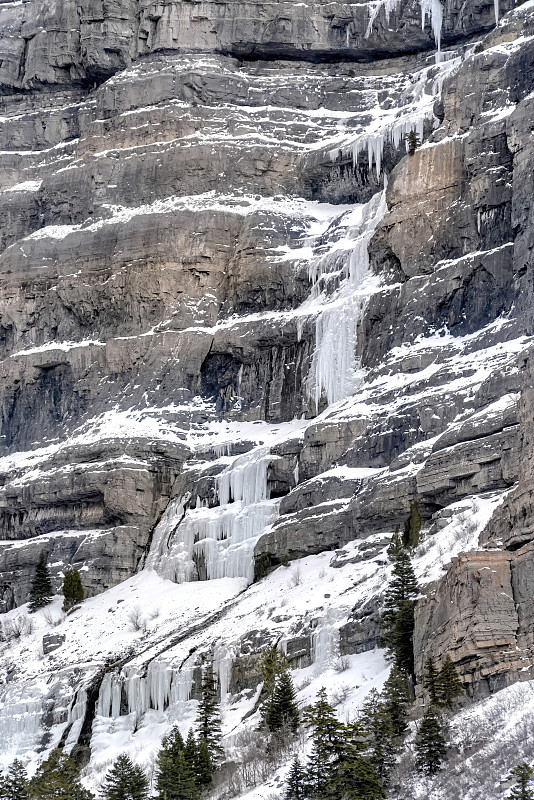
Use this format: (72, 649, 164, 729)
(308, 190, 388, 410)
(145, 448, 279, 584)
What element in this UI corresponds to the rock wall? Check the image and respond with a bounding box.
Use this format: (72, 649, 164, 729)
(0, 0, 534, 717)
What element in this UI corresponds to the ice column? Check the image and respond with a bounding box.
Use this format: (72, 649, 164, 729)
(213, 642, 234, 703)
(312, 609, 341, 673)
(308, 190, 387, 410)
(420, 0, 443, 52)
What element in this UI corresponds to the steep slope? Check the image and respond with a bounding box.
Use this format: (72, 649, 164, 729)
(1, 0, 534, 796)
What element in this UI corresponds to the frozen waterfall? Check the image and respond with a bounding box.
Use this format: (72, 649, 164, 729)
(307, 190, 388, 411)
(144, 447, 279, 585)
(96, 659, 195, 722)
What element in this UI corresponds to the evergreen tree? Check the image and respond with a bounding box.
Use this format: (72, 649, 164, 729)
(28, 551, 54, 613)
(423, 656, 440, 705)
(28, 749, 93, 800)
(380, 534, 419, 677)
(156, 726, 191, 800)
(404, 130, 421, 156)
(196, 663, 223, 766)
(331, 721, 385, 800)
(101, 755, 148, 800)
(194, 738, 213, 791)
(183, 729, 197, 770)
(381, 667, 411, 738)
(360, 690, 396, 787)
(303, 688, 345, 796)
(156, 749, 198, 800)
(402, 501, 422, 549)
(437, 655, 464, 710)
(387, 528, 403, 560)
(1, 760, 28, 800)
(62, 568, 84, 612)
(264, 667, 299, 734)
(285, 757, 306, 800)
(414, 707, 447, 776)
(509, 763, 534, 800)
(259, 646, 289, 696)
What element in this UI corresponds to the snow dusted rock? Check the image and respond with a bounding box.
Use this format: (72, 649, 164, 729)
(2, 0, 534, 787)
(42, 633, 66, 655)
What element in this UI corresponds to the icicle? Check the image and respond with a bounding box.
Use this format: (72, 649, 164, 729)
(420, 0, 443, 52)
(147, 661, 174, 713)
(365, 0, 404, 39)
(217, 448, 271, 506)
(494, 0, 499, 24)
(97, 672, 122, 718)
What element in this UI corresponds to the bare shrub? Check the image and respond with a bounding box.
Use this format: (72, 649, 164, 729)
(334, 655, 351, 673)
(2, 615, 34, 641)
(216, 725, 296, 797)
(289, 563, 302, 588)
(319, 567, 327, 579)
(42, 609, 65, 627)
(331, 684, 352, 707)
(126, 605, 145, 632)
(148, 607, 160, 621)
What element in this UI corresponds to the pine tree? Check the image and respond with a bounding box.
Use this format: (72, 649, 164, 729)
(404, 130, 421, 156)
(387, 528, 404, 560)
(101, 755, 148, 800)
(194, 738, 213, 790)
(184, 729, 197, 772)
(331, 721, 386, 800)
(1, 760, 28, 800)
(423, 656, 440, 705)
(28, 749, 93, 800)
(156, 726, 191, 800)
(285, 757, 306, 800)
(303, 688, 344, 796)
(437, 654, 464, 710)
(360, 690, 396, 787)
(28, 551, 54, 613)
(196, 663, 223, 767)
(414, 707, 447, 776)
(62, 567, 84, 612)
(264, 667, 299, 734)
(509, 763, 534, 800)
(259, 646, 289, 696)
(380, 535, 419, 677)
(402, 501, 422, 549)
(381, 667, 411, 738)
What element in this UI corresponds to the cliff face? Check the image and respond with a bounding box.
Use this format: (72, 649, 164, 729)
(1, 0, 534, 794)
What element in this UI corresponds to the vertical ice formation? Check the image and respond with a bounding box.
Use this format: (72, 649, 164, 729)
(494, 0, 499, 24)
(312, 609, 341, 672)
(366, 0, 443, 53)
(144, 494, 190, 575)
(420, 0, 444, 52)
(330, 115, 427, 178)
(145, 447, 279, 585)
(0, 686, 45, 767)
(97, 672, 122, 718)
(213, 642, 234, 703)
(96, 661, 194, 720)
(308, 190, 388, 411)
(365, 0, 404, 39)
